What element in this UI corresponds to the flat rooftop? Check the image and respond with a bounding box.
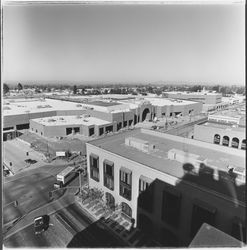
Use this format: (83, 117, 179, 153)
(85, 100, 122, 107)
(164, 91, 221, 96)
(88, 128, 245, 202)
(32, 115, 111, 126)
(3, 98, 86, 116)
(202, 122, 245, 132)
(120, 97, 197, 106)
(212, 109, 246, 119)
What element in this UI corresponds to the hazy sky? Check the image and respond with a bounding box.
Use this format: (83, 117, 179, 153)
(3, 2, 245, 85)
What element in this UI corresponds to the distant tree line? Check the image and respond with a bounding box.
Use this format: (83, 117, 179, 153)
(2, 82, 245, 96)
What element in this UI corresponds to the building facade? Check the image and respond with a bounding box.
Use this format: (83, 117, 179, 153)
(86, 129, 245, 246)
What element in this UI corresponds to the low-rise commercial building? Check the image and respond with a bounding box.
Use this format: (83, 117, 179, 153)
(194, 122, 245, 150)
(162, 91, 222, 104)
(30, 115, 113, 138)
(86, 129, 245, 246)
(3, 97, 202, 139)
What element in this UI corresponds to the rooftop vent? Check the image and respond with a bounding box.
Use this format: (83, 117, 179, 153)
(125, 137, 155, 153)
(48, 119, 56, 122)
(168, 148, 205, 168)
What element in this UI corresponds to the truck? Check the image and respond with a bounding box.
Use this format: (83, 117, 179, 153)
(54, 166, 77, 188)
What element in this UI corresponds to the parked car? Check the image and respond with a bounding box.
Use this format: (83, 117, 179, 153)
(34, 215, 49, 235)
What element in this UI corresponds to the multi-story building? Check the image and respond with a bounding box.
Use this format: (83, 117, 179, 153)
(86, 128, 245, 246)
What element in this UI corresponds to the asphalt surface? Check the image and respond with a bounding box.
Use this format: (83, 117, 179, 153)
(3, 139, 46, 174)
(4, 202, 92, 248)
(3, 163, 82, 230)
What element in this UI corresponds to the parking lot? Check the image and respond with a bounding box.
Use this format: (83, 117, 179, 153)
(3, 139, 47, 174)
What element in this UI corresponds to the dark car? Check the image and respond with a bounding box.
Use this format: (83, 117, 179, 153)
(34, 215, 49, 235)
(25, 159, 37, 164)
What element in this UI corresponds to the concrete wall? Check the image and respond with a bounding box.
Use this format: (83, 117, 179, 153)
(3, 111, 56, 129)
(194, 125, 246, 149)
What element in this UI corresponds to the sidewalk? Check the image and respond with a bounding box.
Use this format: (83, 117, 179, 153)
(74, 189, 159, 247)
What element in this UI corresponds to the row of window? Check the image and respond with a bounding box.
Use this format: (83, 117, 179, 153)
(214, 134, 246, 150)
(90, 154, 152, 202)
(139, 188, 246, 243)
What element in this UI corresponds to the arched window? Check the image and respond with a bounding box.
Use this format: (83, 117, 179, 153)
(213, 134, 221, 144)
(241, 139, 246, 150)
(121, 202, 132, 218)
(142, 108, 150, 122)
(222, 136, 230, 146)
(105, 192, 115, 210)
(231, 137, 239, 149)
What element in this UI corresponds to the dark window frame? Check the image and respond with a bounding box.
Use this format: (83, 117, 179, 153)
(103, 160, 114, 190)
(90, 154, 99, 182)
(161, 188, 181, 228)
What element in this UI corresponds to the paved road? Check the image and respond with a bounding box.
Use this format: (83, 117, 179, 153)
(4, 202, 92, 248)
(3, 164, 82, 226)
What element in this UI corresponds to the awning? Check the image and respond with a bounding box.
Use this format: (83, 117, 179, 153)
(120, 166, 132, 174)
(103, 159, 114, 166)
(139, 175, 153, 184)
(90, 153, 99, 160)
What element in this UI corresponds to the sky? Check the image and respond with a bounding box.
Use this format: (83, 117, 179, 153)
(2, 2, 245, 85)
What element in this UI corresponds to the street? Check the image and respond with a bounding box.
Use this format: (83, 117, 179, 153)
(3, 163, 83, 233)
(4, 202, 92, 247)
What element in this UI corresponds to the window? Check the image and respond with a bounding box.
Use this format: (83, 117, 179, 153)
(122, 202, 132, 218)
(231, 137, 239, 149)
(213, 134, 220, 144)
(106, 125, 113, 133)
(161, 189, 181, 227)
(66, 127, 72, 135)
(103, 160, 114, 190)
(41, 132, 43, 135)
(106, 192, 115, 210)
(74, 127, 80, 133)
(99, 127, 104, 136)
(89, 127, 94, 136)
(139, 178, 151, 193)
(222, 136, 230, 146)
(120, 168, 132, 201)
(241, 139, 246, 150)
(90, 154, 99, 182)
(129, 120, 133, 126)
(117, 122, 122, 131)
(138, 177, 153, 213)
(123, 121, 127, 127)
(36, 129, 38, 133)
(190, 200, 216, 238)
(3, 127, 14, 131)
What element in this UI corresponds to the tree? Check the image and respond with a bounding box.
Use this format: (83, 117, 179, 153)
(3, 83, 10, 95)
(17, 83, 23, 91)
(73, 85, 77, 95)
